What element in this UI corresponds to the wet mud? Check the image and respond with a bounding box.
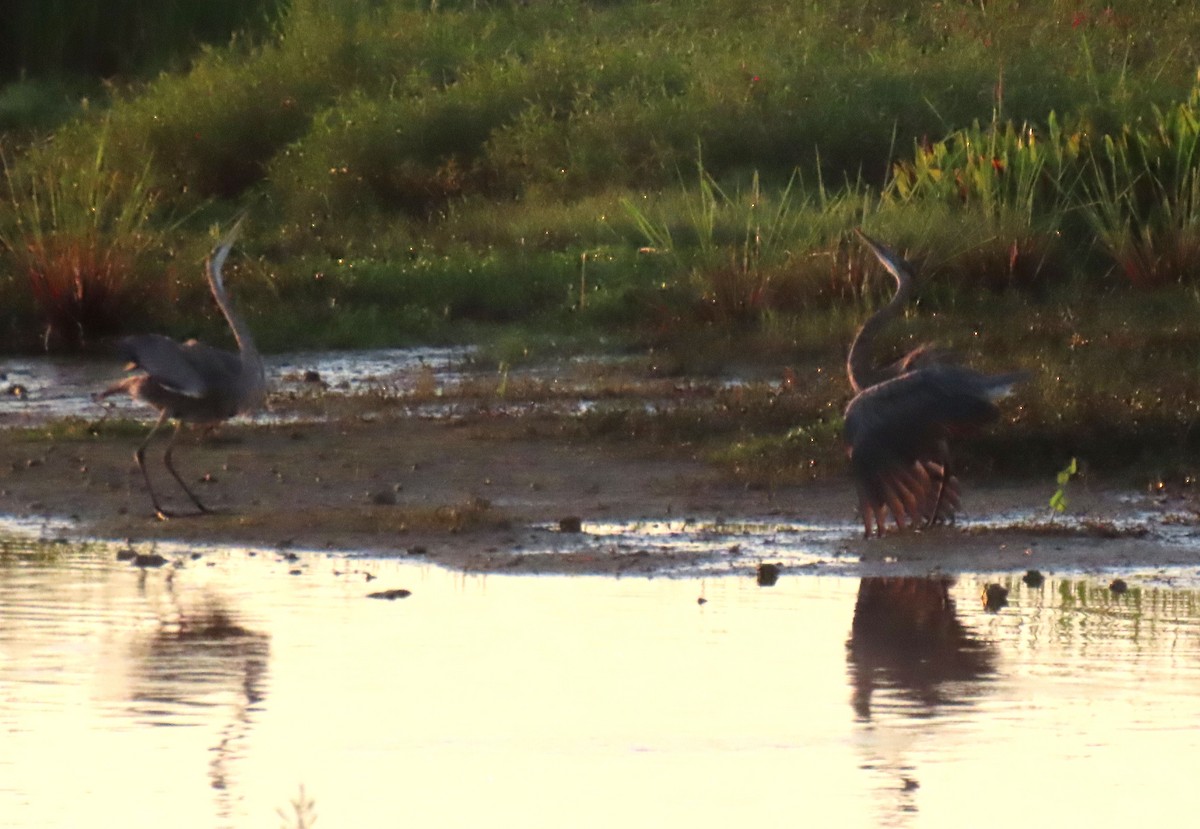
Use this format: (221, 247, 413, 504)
(3, 403, 1198, 577)
(3, 350, 1200, 576)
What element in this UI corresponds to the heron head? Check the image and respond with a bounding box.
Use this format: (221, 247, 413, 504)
(206, 213, 248, 291)
(854, 228, 916, 291)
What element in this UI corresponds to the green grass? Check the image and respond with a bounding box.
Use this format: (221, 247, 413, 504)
(7, 417, 150, 443)
(6, 0, 1200, 480)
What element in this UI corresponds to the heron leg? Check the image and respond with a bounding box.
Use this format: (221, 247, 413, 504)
(134, 410, 173, 520)
(857, 495, 876, 539)
(925, 458, 952, 529)
(89, 377, 136, 433)
(162, 420, 210, 515)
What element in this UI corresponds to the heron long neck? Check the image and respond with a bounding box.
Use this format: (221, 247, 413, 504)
(846, 268, 912, 394)
(209, 267, 266, 412)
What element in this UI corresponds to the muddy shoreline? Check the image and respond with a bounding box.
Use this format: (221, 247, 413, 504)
(4, 403, 1199, 577)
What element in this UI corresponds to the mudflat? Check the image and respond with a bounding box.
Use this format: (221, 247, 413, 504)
(2, 394, 1195, 577)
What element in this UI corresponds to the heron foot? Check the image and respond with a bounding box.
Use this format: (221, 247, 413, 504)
(153, 506, 217, 520)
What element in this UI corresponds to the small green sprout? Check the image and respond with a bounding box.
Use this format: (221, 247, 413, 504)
(496, 361, 510, 398)
(1049, 457, 1078, 514)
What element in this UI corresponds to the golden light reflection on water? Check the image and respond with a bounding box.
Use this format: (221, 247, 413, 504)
(4, 541, 1200, 828)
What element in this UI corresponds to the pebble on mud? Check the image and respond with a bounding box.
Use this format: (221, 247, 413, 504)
(558, 516, 583, 533)
(1022, 569, 1045, 588)
(367, 588, 412, 600)
(756, 562, 781, 587)
(981, 583, 1009, 611)
(369, 489, 397, 506)
(1110, 578, 1129, 594)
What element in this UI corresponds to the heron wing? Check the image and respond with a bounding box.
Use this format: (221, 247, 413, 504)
(845, 367, 1001, 451)
(117, 334, 210, 398)
(844, 365, 1016, 532)
(118, 334, 242, 401)
(179, 340, 243, 382)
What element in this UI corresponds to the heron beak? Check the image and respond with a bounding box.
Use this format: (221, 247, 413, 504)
(854, 227, 916, 283)
(221, 211, 248, 248)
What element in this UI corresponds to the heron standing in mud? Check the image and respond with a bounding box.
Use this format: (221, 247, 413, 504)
(843, 229, 1027, 537)
(98, 216, 265, 519)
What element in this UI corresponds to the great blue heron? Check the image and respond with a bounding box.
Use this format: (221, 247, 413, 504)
(98, 216, 265, 519)
(844, 229, 1026, 537)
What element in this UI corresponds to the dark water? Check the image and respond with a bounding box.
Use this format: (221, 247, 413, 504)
(1, 347, 788, 427)
(0, 347, 474, 426)
(3, 531, 1200, 828)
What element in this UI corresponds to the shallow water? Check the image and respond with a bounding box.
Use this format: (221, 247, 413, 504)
(2, 347, 764, 427)
(3, 532, 1200, 828)
(0, 347, 474, 426)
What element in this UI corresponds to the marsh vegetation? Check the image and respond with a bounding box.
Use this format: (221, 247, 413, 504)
(4, 0, 1200, 484)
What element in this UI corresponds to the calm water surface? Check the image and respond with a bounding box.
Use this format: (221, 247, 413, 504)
(2, 534, 1199, 828)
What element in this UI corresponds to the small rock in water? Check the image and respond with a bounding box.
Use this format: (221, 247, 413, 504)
(558, 516, 583, 533)
(981, 583, 1009, 611)
(1109, 578, 1129, 594)
(367, 588, 412, 601)
(1022, 569, 1045, 588)
(756, 562, 781, 587)
(132, 553, 169, 569)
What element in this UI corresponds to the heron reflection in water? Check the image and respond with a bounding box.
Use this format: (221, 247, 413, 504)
(846, 575, 997, 720)
(127, 590, 269, 812)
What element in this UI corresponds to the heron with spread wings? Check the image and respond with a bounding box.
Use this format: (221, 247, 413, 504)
(98, 217, 265, 519)
(844, 230, 1026, 537)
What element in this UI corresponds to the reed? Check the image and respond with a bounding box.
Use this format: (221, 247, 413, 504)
(1082, 90, 1200, 287)
(0, 123, 166, 349)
